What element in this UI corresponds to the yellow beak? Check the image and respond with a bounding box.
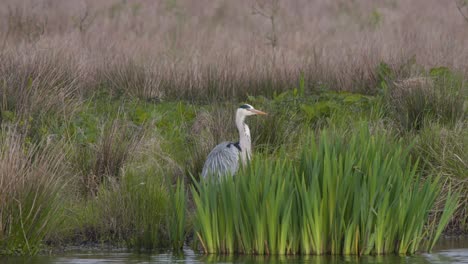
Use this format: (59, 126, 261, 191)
(250, 109, 268, 115)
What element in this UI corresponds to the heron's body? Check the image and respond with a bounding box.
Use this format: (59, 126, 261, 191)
(201, 104, 266, 178)
(201, 141, 241, 178)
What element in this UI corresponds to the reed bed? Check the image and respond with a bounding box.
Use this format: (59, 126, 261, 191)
(192, 125, 458, 255)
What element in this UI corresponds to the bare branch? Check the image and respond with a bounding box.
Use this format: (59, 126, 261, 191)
(251, 0, 270, 18)
(75, 3, 96, 33)
(455, 0, 468, 23)
(79, 8, 90, 32)
(0, 16, 11, 55)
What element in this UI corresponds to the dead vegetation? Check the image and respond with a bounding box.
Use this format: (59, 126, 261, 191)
(0, 0, 467, 101)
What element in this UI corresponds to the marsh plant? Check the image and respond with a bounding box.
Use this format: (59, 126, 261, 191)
(415, 121, 468, 231)
(192, 125, 458, 255)
(0, 129, 68, 255)
(387, 67, 466, 131)
(72, 164, 169, 250)
(168, 178, 187, 251)
(72, 118, 142, 195)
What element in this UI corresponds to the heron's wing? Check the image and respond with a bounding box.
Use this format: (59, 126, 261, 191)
(201, 141, 240, 178)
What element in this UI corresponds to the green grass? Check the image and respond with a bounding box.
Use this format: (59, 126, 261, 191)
(192, 124, 458, 255)
(168, 178, 188, 251)
(413, 121, 468, 232)
(64, 164, 170, 250)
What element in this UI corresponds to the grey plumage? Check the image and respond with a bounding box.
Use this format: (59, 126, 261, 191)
(201, 141, 240, 178)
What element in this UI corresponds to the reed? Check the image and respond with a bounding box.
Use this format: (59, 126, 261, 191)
(168, 178, 187, 251)
(192, 125, 458, 255)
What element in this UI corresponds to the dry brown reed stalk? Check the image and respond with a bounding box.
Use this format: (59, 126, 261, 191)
(0, 46, 86, 123)
(0, 0, 466, 100)
(95, 56, 164, 100)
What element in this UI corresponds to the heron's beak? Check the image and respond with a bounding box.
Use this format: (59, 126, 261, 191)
(250, 109, 268, 115)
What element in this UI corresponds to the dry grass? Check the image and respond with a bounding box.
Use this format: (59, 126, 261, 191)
(0, 48, 83, 120)
(1, 0, 467, 100)
(387, 75, 466, 131)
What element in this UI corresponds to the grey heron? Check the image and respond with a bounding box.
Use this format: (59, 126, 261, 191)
(201, 104, 267, 178)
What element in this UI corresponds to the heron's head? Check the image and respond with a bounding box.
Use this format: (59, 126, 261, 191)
(237, 104, 267, 117)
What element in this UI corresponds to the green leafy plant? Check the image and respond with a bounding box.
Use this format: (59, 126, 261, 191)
(192, 125, 458, 255)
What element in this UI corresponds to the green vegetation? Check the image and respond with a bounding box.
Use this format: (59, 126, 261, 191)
(169, 179, 188, 252)
(192, 126, 458, 255)
(0, 63, 466, 255)
(0, 131, 67, 255)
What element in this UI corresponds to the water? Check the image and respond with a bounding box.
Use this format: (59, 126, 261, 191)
(1, 237, 467, 264)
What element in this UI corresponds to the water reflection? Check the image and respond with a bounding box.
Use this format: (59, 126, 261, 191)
(199, 254, 431, 264)
(1, 238, 467, 264)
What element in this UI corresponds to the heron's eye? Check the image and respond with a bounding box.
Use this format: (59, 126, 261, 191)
(239, 104, 252, 109)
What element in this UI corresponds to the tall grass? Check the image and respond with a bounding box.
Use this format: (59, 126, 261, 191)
(387, 69, 466, 131)
(168, 178, 187, 251)
(123, 166, 169, 250)
(69, 164, 169, 250)
(0, 128, 67, 255)
(192, 125, 458, 255)
(415, 121, 468, 232)
(0, 49, 82, 120)
(62, 124, 183, 250)
(71, 118, 142, 195)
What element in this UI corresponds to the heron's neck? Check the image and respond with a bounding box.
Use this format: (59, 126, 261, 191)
(236, 113, 251, 163)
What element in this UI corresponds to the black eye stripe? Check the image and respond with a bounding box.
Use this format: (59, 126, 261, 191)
(239, 104, 252, 109)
